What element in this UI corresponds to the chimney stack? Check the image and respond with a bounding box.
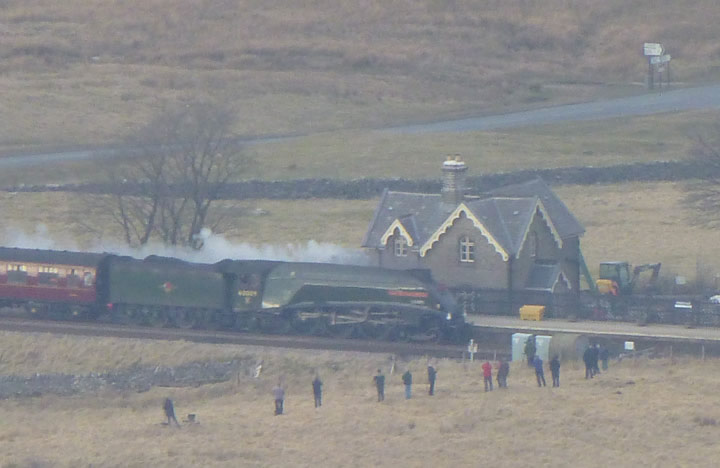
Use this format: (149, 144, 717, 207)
(441, 155, 467, 210)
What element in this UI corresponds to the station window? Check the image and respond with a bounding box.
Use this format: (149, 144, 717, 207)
(7, 264, 27, 272)
(39, 266, 59, 274)
(459, 236, 475, 263)
(394, 237, 408, 257)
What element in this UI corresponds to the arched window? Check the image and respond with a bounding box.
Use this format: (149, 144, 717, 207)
(394, 237, 408, 257)
(459, 236, 475, 263)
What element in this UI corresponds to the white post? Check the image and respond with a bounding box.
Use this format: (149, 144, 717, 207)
(467, 339, 478, 362)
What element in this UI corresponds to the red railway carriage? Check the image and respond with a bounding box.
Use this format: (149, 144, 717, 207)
(0, 247, 107, 315)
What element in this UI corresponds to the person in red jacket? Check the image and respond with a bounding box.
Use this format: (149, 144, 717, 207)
(482, 360, 493, 392)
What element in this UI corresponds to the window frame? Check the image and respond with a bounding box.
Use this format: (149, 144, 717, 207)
(393, 237, 408, 257)
(459, 236, 475, 263)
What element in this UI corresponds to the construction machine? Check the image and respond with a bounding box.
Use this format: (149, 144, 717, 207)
(596, 262, 661, 296)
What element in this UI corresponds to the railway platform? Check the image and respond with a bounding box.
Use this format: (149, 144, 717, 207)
(468, 315, 720, 344)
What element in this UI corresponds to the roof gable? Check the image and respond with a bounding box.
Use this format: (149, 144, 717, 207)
(419, 203, 509, 260)
(489, 178, 584, 238)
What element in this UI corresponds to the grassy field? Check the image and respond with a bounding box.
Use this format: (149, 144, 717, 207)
(1, 108, 717, 187)
(1, 331, 719, 467)
(2, 0, 720, 149)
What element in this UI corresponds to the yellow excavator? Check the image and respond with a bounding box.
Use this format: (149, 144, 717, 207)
(596, 262, 661, 296)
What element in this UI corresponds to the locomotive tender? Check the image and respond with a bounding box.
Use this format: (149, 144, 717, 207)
(0, 247, 466, 342)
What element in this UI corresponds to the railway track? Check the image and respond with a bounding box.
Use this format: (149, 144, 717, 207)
(0, 316, 497, 360)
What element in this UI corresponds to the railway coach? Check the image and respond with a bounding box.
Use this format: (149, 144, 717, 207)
(0, 247, 105, 317)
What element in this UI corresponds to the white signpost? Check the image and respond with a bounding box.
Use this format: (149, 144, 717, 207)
(643, 42, 663, 56)
(644, 43, 666, 89)
(650, 54, 671, 65)
(467, 339, 478, 362)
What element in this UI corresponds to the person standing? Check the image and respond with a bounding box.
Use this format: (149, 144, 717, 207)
(163, 398, 180, 427)
(373, 369, 385, 402)
(599, 345, 610, 371)
(583, 345, 594, 379)
(312, 374, 323, 408)
(273, 381, 285, 415)
(525, 335, 537, 367)
(482, 360, 493, 392)
(427, 365, 437, 396)
(496, 359, 509, 388)
(533, 355, 546, 387)
(591, 344, 601, 376)
(402, 369, 413, 399)
(550, 355, 561, 387)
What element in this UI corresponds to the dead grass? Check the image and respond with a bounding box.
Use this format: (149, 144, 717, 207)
(2, 0, 720, 147)
(1, 331, 719, 467)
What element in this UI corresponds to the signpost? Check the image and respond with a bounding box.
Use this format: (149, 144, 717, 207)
(643, 43, 663, 56)
(650, 54, 671, 65)
(643, 43, 668, 89)
(467, 339, 478, 362)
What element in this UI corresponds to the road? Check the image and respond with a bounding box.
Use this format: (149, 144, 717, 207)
(3, 83, 720, 169)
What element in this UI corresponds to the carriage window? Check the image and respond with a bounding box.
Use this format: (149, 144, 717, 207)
(38, 266, 60, 285)
(394, 237, 408, 257)
(7, 264, 28, 283)
(459, 236, 475, 263)
(83, 272, 94, 286)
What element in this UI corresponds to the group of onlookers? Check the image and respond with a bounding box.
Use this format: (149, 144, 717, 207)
(164, 339, 614, 423)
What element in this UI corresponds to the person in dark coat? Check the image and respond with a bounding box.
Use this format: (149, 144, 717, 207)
(496, 359, 509, 388)
(533, 355, 546, 387)
(550, 355, 561, 387)
(373, 369, 385, 402)
(273, 381, 285, 415)
(583, 346, 594, 379)
(591, 344, 601, 376)
(427, 365, 437, 396)
(402, 369, 413, 399)
(163, 398, 180, 427)
(312, 374, 323, 408)
(599, 346, 610, 371)
(524, 335, 537, 367)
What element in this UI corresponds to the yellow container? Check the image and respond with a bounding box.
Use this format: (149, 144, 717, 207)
(519, 305, 545, 321)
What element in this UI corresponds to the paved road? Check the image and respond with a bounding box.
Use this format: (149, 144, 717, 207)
(469, 315, 720, 343)
(3, 83, 720, 169)
(391, 83, 720, 133)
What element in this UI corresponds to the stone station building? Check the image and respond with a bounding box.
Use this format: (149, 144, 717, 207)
(361, 158, 587, 317)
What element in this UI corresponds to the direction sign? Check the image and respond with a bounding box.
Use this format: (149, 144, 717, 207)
(644, 42, 663, 56)
(650, 54, 671, 65)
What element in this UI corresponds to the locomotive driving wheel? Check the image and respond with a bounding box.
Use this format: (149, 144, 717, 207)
(144, 306, 169, 328)
(172, 308, 197, 329)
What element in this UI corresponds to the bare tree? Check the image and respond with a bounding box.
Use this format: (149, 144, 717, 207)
(105, 101, 247, 248)
(684, 124, 720, 228)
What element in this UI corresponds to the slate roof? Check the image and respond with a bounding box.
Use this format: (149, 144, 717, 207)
(489, 178, 584, 239)
(525, 261, 565, 291)
(362, 177, 583, 256)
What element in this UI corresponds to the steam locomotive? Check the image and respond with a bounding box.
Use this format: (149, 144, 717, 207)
(0, 247, 467, 342)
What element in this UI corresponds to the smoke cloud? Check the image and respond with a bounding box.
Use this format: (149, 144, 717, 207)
(2, 225, 373, 266)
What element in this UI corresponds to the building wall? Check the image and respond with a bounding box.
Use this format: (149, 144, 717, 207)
(559, 236, 581, 291)
(377, 233, 423, 270)
(512, 209, 564, 290)
(422, 214, 508, 289)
